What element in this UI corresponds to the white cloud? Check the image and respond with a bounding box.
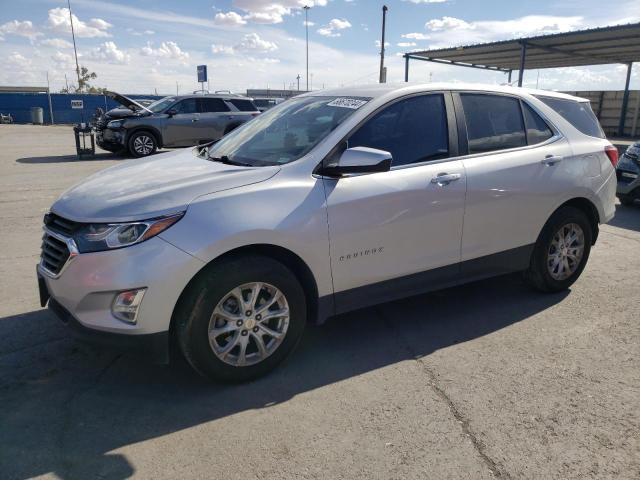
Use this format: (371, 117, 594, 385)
(317, 18, 352, 37)
(141, 41, 190, 62)
(237, 32, 278, 52)
(397, 42, 417, 47)
(233, 0, 329, 24)
(47, 8, 112, 38)
(423, 15, 584, 46)
(7, 51, 31, 68)
(402, 32, 430, 40)
(86, 41, 130, 64)
(40, 38, 73, 49)
(212, 44, 236, 55)
(375, 40, 390, 48)
(0, 20, 43, 41)
(214, 11, 247, 26)
(51, 50, 75, 68)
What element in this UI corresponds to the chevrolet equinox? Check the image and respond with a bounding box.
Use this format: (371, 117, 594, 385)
(38, 84, 617, 382)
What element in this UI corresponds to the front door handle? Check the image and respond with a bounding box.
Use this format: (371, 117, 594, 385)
(542, 154, 563, 166)
(191, 118, 199, 123)
(431, 173, 461, 186)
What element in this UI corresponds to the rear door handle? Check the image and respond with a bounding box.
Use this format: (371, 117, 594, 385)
(542, 154, 563, 166)
(431, 173, 462, 186)
(191, 118, 199, 122)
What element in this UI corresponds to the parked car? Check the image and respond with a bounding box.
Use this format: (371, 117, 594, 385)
(38, 84, 616, 382)
(616, 141, 640, 205)
(0, 112, 13, 124)
(94, 92, 260, 157)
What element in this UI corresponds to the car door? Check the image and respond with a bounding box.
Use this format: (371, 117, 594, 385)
(197, 98, 232, 142)
(322, 93, 467, 313)
(162, 98, 199, 147)
(454, 92, 574, 276)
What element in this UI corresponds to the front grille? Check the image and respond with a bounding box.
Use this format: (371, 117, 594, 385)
(40, 232, 71, 275)
(44, 212, 81, 236)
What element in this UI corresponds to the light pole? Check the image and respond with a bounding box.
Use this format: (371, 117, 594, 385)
(296, 74, 301, 91)
(304, 5, 310, 92)
(379, 5, 388, 84)
(67, 0, 81, 91)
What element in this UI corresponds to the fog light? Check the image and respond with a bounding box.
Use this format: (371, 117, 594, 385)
(111, 288, 146, 324)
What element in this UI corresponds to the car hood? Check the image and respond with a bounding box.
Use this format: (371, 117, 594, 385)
(104, 107, 143, 119)
(51, 149, 281, 223)
(105, 91, 153, 114)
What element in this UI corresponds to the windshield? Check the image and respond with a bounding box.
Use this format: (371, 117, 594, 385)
(207, 95, 370, 166)
(147, 96, 176, 113)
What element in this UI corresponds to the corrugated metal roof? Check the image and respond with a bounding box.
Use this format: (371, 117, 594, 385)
(405, 22, 640, 70)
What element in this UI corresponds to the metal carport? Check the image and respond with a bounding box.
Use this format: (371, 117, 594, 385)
(403, 23, 640, 136)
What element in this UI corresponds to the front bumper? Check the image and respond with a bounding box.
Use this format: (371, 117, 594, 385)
(38, 235, 205, 354)
(616, 154, 640, 197)
(96, 128, 126, 151)
(49, 298, 170, 363)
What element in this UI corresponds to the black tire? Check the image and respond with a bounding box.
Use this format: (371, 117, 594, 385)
(618, 195, 635, 206)
(128, 130, 157, 157)
(176, 256, 306, 382)
(524, 206, 592, 293)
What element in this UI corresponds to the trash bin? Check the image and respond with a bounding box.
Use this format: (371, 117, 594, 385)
(73, 123, 95, 159)
(31, 107, 44, 125)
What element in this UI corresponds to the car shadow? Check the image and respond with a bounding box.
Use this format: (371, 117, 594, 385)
(15, 152, 127, 164)
(608, 204, 640, 232)
(0, 273, 569, 480)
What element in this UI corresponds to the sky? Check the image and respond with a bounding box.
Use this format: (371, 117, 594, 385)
(0, 0, 639, 95)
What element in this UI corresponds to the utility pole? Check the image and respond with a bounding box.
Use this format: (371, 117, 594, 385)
(304, 5, 310, 91)
(176, 82, 179, 95)
(67, 0, 81, 92)
(296, 74, 301, 91)
(64, 74, 69, 93)
(379, 5, 388, 84)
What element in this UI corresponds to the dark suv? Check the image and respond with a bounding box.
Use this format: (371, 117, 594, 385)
(95, 92, 260, 157)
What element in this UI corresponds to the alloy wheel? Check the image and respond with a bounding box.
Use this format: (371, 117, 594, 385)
(208, 282, 290, 367)
(547, 223, 585, 281)
(133, 135, 154, 155)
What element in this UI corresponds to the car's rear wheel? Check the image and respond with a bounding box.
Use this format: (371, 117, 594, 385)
(176, 256, 306, 382)
(524, 206, 592, 293)
(618, 194, 635, 206)
(128, 131, 157, 157)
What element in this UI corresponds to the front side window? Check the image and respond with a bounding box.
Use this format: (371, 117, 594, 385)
(175, 99, 198, 114)
(348, 94, 449, 166)
(461, 94, 526, 154)
(147, 97, 175, 113)
(535, 96, 605, 139)
(207, 96, 370, 166)
(522, 103, 554, 145)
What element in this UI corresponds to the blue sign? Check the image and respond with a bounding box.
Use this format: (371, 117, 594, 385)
(197, 65, 207, 83)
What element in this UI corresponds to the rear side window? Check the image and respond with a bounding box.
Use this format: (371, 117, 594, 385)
(348, 94, 449, 167)
(522, 103, 554, 145)
(535, 96, 604, 138)
(228, 99, 258, 112)
(198, 98, 230, 113)
(460, 94, 526, 154)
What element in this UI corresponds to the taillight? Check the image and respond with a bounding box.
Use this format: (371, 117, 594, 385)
(605, 145, 619, 167)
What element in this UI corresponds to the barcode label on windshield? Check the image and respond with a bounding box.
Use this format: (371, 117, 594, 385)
(327, 98, 368, 109)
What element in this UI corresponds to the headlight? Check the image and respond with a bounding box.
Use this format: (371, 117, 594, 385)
(73, 212, 184, 253)
(107, 119, 125, 129)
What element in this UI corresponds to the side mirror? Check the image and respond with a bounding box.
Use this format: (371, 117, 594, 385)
(320, 146, 392, 177)
(166, 108, 178, 117)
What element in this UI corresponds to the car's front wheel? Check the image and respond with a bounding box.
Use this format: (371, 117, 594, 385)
(176, 256, 306, 382)
(525, 206, 592, 293)
(128, 131, 157, 157)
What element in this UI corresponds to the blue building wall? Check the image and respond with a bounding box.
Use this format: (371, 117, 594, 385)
(0, 93, 163, 124)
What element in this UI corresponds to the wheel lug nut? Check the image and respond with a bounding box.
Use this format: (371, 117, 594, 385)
(253, 327, 259, 333)
(236, 320, 243, 326)
(241, 330, 248, 336)
(245, 310, 252, 317)
(255, 314, 262, 321)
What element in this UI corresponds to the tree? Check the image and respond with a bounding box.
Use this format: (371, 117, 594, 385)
(77, 66, 97, 92)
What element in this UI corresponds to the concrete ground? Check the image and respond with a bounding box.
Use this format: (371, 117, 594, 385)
(0, 124, 638, 480)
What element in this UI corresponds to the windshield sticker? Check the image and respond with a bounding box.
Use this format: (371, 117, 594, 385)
(327, 97, 369, 109)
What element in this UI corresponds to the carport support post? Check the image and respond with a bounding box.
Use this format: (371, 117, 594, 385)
(404, 55, 409, 82)
(508, 70, 512, 84)
(618, 62, 633, 137)
(518, 42, 527, 87)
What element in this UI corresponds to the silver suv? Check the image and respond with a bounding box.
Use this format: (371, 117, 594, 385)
(95, 92, 260, 157)
(39, 84, 617, 382)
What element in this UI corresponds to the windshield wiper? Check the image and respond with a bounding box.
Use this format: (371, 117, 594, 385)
(208, 155, 252, 167)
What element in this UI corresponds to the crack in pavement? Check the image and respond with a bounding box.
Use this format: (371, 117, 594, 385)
(376, 307, 511, 479)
